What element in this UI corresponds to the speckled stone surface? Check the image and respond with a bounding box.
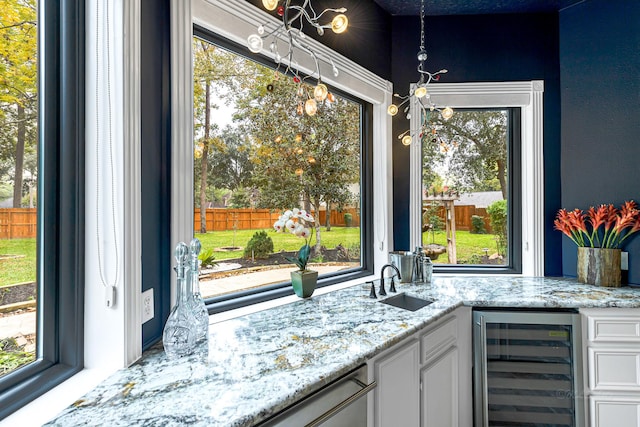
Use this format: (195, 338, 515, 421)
(45, 276, 640, 426)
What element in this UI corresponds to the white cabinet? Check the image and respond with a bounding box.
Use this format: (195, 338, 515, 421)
(582, 308, 640, 427)
(369, 306, 471, 427)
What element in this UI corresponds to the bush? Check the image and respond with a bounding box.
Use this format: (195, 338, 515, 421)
(487, 200, 507, 256)
(470, 215, 487, 234)
(243, 230, 274, 259)
(198, 248, 217, 268)
(344, 212, 353, 227)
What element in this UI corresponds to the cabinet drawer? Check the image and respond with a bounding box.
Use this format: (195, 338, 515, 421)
(421, 316, 457, 363)
(589, 347, 640, 391)
(588, 315, 640, 343)
(590, 395, 640, 427)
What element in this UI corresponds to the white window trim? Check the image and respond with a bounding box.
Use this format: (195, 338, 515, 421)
(408, 81, 545, 276)
(170, 0, 396, 297)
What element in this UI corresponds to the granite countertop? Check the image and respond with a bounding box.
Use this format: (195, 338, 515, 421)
(45, 276, 640, 426)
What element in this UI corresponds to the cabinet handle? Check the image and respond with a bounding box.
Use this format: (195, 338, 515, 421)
(305, 380, 377, 427)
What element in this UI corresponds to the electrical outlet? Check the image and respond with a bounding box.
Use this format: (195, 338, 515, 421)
(142, 288, 154, 324)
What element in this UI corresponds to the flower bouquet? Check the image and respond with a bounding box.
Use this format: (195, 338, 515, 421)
(274, 208, 318, 297)
(554, 201, 640, 286)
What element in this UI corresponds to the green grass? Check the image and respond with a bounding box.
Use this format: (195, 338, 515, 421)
(0, 239, 37, 287)
(423, 230, 501, 264)
(0, 228, 502, 287)
(195, 226, 361, 262)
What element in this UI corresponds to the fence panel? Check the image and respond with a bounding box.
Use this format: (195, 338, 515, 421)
(0, 209, 37, 239)
(193, 208, 361, 233)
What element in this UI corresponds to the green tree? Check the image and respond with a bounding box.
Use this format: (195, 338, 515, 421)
(0, 0, 38, 207)
(235, 70, 360, 253)
(425, 110, 508, 198)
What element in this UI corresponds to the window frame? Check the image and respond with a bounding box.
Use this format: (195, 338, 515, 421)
(0, 0, 85, 419)
(409, 81, 545, 276)
(191, 26, 374, 312)
(171, 0, 393, 316)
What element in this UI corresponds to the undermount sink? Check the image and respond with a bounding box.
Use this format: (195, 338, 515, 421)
(379, 293, 434, 312)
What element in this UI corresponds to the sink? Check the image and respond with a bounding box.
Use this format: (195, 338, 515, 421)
(379, 293, 434, 312)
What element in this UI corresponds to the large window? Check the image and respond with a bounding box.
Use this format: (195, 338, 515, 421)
(192, 28, 372, 311)
(409, 81, 545, 276)
(0, 0, 84, 418)
(420, 108, 521, 271)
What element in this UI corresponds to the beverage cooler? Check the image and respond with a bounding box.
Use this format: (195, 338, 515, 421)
(473, 310, 585, 426)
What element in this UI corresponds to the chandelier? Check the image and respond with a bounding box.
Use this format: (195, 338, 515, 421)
(247, 0, 349, 116)
(387, 0, 453, 145)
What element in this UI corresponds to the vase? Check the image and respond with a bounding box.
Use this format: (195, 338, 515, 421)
(577, 247, 622, 287)
(291, 269, 318, 298)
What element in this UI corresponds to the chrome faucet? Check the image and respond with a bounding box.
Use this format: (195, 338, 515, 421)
(380, 263, 401, 296)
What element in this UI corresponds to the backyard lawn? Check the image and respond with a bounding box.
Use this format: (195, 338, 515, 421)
(0, 228, 503, 286)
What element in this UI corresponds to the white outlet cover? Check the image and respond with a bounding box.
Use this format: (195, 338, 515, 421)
(142, 288, 154, 324)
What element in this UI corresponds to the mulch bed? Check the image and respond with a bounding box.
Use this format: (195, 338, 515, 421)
(0, 282, 37, 306)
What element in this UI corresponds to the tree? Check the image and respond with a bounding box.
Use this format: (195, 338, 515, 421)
(0, 0, 38, 207)
(235, 68, 360, 253)
(424, 110, 508, 198)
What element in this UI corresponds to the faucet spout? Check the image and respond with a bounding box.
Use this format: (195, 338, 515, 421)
(380, 263, 401, 296)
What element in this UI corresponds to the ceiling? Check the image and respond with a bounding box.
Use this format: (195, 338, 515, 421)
(372, 0, 586, 16)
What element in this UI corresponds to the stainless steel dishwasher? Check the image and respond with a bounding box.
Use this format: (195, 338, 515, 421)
(259, 364, 376, 427)
(473, 310, 585, 427)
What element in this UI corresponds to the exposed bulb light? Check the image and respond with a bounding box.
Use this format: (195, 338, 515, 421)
(262, 0, 278, 11)
(414, 86, 427, 98)
(331, 14, 349, 34)
(314, 83, 328, 101)
(305, 99, 318, 116)
(247, 34, 263, 53)
(441, 106, 454, 120)
(387, 104, 399, 116)
(402, 135, 413, 146)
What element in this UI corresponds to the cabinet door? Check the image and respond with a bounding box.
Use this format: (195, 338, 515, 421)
(590, 395, 640, 427)
(373, 340, 420, 427)
(421, 346, 458, 427)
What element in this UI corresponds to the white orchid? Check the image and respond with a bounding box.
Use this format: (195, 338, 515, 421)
(273, 208, 316, 270)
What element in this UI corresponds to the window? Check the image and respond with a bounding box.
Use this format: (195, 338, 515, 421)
(191, 27, 372, 311)
(420, 108, 521, 271)
(409, 81, 545, 276)
(0, 0, 84, 419)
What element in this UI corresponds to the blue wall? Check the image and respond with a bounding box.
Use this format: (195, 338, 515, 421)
(390, 13, 563, 276)
(559, 0, 640, 284)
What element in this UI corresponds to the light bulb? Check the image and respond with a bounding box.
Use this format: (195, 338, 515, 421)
(258, 25, 265, 35)
(414, 86, 427, 98)
(417, 49, 428, 62)
(305, 99, 317, 116)
(441, 106, 454, 120)
(262, 0, 278, 11)
(314, 83, 328, 101)
(402, 135, 412, 146)
(295, 168, 304, 176)
(247, 34, 263, 53)
(331, 14, 348, 34)
(317, 27, 324, 36)
(387, 104, 398, 116)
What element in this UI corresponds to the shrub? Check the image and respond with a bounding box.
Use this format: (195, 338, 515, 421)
(344, 212, 353, 227)
(198, 248, 217, 268)
(243, 230, 274, 259)
(487, 200, 507, 256)
(470, 215, 487, 234)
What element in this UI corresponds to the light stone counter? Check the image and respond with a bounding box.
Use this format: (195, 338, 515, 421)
(45, 276, 640, 426)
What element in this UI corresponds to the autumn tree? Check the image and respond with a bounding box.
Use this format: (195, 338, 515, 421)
(424, 110, 508, 198)
(0, 0, 38, 207)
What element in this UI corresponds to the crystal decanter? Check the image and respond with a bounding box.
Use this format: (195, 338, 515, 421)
(162, 242, 197, 358)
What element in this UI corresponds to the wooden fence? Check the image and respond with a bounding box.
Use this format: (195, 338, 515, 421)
(0, 206, 487, 238)
(0, 209, 37, 239)
(193, 208, 361, 232)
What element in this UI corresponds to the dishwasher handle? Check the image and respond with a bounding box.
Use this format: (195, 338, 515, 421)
(305, 379, 377, 427)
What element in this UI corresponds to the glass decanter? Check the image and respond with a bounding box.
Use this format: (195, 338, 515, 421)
(188, 238, 209, 343)
(162, 242, 197, 358)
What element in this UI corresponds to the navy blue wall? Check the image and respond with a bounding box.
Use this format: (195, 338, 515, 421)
(559, 0, 640, 284)
(390, 13, 563, 276)
(141, 0, 172, 349)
